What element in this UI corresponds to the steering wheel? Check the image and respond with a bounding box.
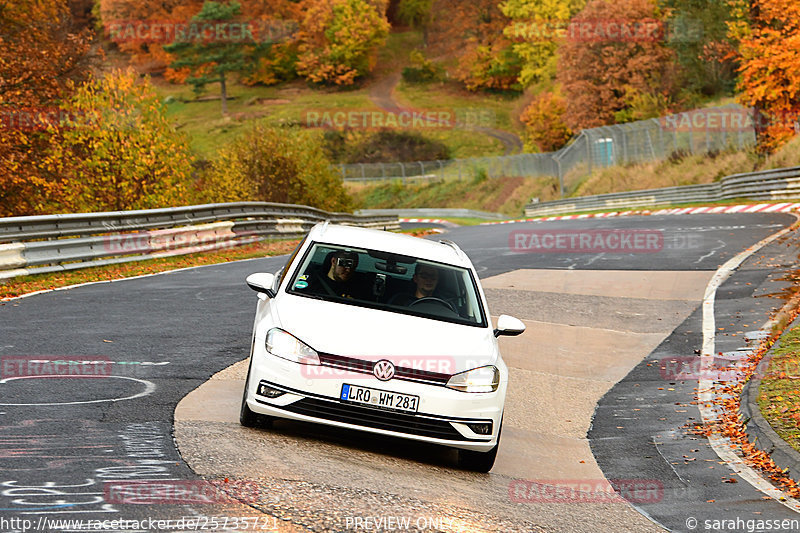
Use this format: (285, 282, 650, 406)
(409, 297, 457, 313)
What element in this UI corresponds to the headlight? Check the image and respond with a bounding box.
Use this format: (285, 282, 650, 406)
(265, 328, 320, 365)
(446, 366, 499, 393)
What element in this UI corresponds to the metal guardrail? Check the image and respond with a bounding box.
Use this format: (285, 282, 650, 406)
(0, 202, 399, 280)
(356, 208, 506, 220)
(524, 167, 800, 216)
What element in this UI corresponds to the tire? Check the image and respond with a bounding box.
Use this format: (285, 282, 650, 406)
(457, 419, 502, 472)
(240, 361, 273, 428)
(457, 444, 499, 472)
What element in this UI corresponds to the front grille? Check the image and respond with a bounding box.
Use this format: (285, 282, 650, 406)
(317, 352, 451, 386)
(277, 397, 486, 441)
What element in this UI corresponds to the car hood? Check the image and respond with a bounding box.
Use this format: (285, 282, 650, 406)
(275, 295, 498, 371)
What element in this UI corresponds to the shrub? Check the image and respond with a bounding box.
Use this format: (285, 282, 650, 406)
(201, 123, 353, 212)
(401, 51, 442, 83)
(45, 70, 195, 212)
(296, 0, 390, 86)
(520, 91, 573, 152)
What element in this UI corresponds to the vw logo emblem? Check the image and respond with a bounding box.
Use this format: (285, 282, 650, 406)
(373, 360, 395, 381)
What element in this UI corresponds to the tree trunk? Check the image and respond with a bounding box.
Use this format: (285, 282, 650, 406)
(220, 72, 228, 115)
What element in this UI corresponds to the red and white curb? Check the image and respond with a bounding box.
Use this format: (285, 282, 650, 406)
(399, 218, 457, 226)
(481, 202, 800, 225)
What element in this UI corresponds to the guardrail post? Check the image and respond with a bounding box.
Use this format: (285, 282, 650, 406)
(622, 127, 628, 164)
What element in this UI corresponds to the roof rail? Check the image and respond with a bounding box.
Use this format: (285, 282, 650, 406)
(318, 220, 331, 236)
(438, 239, 467, 260)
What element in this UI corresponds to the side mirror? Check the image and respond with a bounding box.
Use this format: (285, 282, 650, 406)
(494, 314, 525, 337)
(246, 273, 277, 298)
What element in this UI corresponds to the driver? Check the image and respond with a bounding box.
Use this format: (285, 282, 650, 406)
(411, 263, 439, 299)
(390, 263, 440, 306)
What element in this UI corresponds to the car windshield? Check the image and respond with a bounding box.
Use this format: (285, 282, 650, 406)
(286, 242, 487, 327)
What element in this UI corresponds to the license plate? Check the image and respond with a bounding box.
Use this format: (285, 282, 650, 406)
(340, 384, 419, 413)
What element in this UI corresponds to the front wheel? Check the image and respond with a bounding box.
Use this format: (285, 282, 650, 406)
(457, 444, 499, 472)
(240, 360, 273, 428)
(457, 419, 502, 472)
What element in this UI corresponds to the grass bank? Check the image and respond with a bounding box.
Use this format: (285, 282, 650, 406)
(758, 311, 800, 455)
(346, 175, 559, 217)
(352, 136, 800, 217)
(570, 136, 800, 198)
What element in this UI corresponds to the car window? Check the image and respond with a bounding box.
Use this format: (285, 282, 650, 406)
(276, 234, 308, 288)
(285, 241, 487, 327)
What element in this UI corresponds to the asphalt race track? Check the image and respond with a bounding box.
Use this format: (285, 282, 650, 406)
(1, 213, 799, 533)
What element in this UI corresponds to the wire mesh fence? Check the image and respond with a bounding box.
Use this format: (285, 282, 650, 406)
(337, 104, 758, 197)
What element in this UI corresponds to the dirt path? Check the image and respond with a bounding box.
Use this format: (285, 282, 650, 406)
(369, 71, 524, 156)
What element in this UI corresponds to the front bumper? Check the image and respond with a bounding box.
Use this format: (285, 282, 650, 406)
(246, 350, 506, 452)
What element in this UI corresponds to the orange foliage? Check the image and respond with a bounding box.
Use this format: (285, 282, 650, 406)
(520, 91, 573, 152)
(0, 0, 94, 216)
(557, 0, 677, 130)
(428, 0, 520, 91)
(97, 0, 306, 82)
(693, 304, 800, 500)
(296, 0, 390, 86)
(737, 0, 800, 153)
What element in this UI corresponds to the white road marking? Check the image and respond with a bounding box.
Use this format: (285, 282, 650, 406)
(699, 213, 800, 511)
(0, 376, 156, 406)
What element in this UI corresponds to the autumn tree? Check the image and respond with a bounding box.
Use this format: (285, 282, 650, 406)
(736, 0, 800, 152)
(44, 70, 195, 212)
(659, 0, 738, 97)
(96, 0, 204, 78)
(97, 0, 303, 84)
(500, 0, 586, 88)
(397, 0, 433, 43)
(428, 0, 521, 91)
(0, 0, 93, 216)
(557, 0, 677, 130)
(237, 1, 305, 85)
(200, 123, 353, 212)
(520, 91, 573, 152)
(296, 0, 390, 86)
(164, 1, 249, 115)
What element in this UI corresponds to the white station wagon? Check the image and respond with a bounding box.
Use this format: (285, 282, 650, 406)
(240, 222, 524, 471)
